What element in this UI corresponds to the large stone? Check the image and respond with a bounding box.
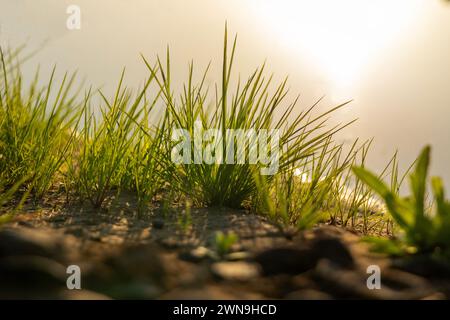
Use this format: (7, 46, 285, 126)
(211, 261, 261, 281)
(310, 237, 354, 268)
(0, 227, 65, 259)
(314, 259, 435, 300)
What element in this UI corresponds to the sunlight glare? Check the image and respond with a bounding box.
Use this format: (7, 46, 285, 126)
(252, 0, 424, 89)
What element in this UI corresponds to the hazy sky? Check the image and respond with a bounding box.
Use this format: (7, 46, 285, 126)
(1, 0, 450, 186)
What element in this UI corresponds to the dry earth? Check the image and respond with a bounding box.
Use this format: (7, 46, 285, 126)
(1, 192, 449, 299)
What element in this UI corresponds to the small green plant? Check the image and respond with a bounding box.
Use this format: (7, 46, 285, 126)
(353, 146, 450, 259)
(177, 200, 192, 233)
(214, 231, 238, 257)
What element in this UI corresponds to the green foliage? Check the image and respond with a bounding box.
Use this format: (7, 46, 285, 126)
(142, 25, 353, 208)
(214, 231, 238, 257)
(0, 31, 423, 246)
(0, 47, 82, 199)
(253, 138, 396, 232)
(0, 175, 31, 215)
(353, 146, 450, 259)
(328, 141, 410, 234)
(67, 71, 165, 209)
(0, 30, 362, 226)
(177, 200, 192, 233)
(253, 138, 337, 230)
(125, 108, 168, 212)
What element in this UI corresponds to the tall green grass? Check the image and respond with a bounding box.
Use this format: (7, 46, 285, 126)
(0, 47, 82, 200)
(0, 31, 417, 243)
(66, 70, 166, 209)
(141, 26, 354, 208)
(323, 140, 415, 234)
(253, 138, 368, 231)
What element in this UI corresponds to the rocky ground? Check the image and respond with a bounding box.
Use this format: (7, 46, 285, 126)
(0, 192, 449, 300)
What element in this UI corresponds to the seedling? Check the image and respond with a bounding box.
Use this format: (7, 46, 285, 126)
(214, 231, 238, 257)
(353, 146, 450, 259)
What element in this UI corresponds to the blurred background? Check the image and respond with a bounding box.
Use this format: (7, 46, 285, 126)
(0, 0, 449, 187)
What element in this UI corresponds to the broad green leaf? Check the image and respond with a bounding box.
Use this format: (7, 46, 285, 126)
(352, 166, 390, 197)
(432, 176, 449, 218)
(409, 146, 430, 219)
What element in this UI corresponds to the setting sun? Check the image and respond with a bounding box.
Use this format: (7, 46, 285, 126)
(252, 0, 424, 88)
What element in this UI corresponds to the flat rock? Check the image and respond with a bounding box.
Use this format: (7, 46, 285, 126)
(211, 261, 261, 281)
(314, 259, 436, 299)
(0, 227, 65, 259)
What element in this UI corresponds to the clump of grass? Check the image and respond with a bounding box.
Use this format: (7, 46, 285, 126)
(67, 70, 165, 209)
(327, 140, 374, 228)
(353, 146, 450, 259)
(125, 122, 162, 211)
(327, 141, 413, 235)
(0, 47, 82, 200)
(253, 135, 414, 236)
(143, 25, 353, 208)
(254, 138, 366, 231)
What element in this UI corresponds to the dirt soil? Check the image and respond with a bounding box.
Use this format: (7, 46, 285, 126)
(1, 192, 449, 300)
